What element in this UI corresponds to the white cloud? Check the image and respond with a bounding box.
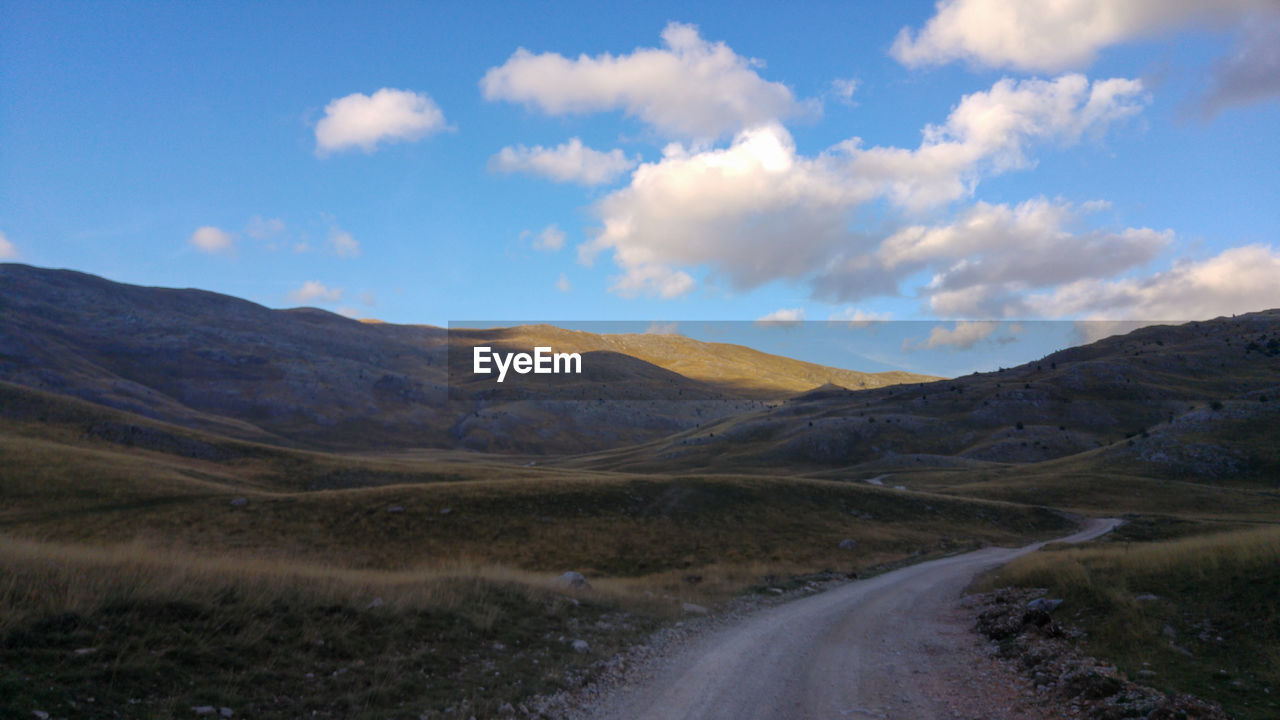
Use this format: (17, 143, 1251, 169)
(289, 280, 344, 304)
(359, 292, 376, 307)
(905, 321, 1000, 351)
(1200, 13, 1280, 117)
(315, 88, 447, 155)
(756, 307, 805, 326)
(555, 272, 571, 292)
(534, 224, 566, 251)
(1027, 244, 1280, 320)
(892, 0, 1269, 72)
(0, 230, 18, 259)
(844, 74, 1147, 211)
(606, 262, 695, 299)
(188, 226, 235, 254)
(583, 75, 1146, 299)
(329, 228, 360, 258)
(481, 22, 801, 139)
(245, 215, 285, 239)
(830, 77, 859, 105)
(491, 138, 638, 185)
(877, 197, 1171, 316)
(829, 307, 891, 327)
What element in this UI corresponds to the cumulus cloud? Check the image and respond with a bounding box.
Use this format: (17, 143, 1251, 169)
(878, 198, 1171, 316)
(481, 22, 801, 139)
(1026, 244, 1280, 320)
(905, 321, 1001, 351)
(844, 74, 1147, 211)
(245, 215, 285, 239)
(288, 281, 344, 304)
(892, 0, 1268, 72)
(1200, 13, 1280, 117)
(188, 226, 235, 254)
(583, 75, 1147, 299)
(756, 307, 805, 326)
(315, 88, 447, 155)
(533, 224, 566, 251)
(555, 273, 571, 292)
(0, 230, 18, 259)
(329, 228, 360, 258)
(491, 138, 638, 185)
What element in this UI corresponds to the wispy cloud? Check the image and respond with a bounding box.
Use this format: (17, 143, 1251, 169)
(491, 138, 637, 185)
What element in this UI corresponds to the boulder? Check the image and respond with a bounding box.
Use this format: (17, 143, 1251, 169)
(1027, 597, 1063, 613)
(229, 497, 248, 507)
(681, 602, 709, 616)
(571, 639, 590, 653)
(556, 571, 591, 589)
(838, 538, 858, 550)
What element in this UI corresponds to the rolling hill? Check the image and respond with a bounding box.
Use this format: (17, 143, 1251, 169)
(0, 263, 933, 454)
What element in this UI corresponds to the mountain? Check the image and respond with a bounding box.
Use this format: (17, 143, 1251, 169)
(571, 310, 1280, 484)
(0, 263, 933, 453)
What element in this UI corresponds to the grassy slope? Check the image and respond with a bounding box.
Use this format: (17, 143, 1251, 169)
(980, 526, 1280, 720)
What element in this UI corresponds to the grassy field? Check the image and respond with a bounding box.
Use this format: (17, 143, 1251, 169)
(980, 525, 1280, 720)
(0, 535, 674, 719)
(0, 402, 1077, 717)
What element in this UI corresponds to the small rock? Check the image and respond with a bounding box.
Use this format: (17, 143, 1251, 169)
(492, 641, 506, 651)
(229, 497, 248, 507)
(681, 602, 709, 616)
(1134, 593, 1160, 602)
(192, 707, 216, 716)
(220, 709, 234, 718)
(1027, 597, 1064, 613)
(838, 538, 859, 550)
(386, 505, 404, 513)
(440, 507, 452, 515)
(33, 712, 49, 720)
(73, 647, 98, 655)
(367, 597, 384, 609)
(572, 639, 590, 653)
(497, 703, 515, 716)
(556, 571, 591, 589)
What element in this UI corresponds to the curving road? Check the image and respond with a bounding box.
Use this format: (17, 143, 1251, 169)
(581, 518, 1120, 720)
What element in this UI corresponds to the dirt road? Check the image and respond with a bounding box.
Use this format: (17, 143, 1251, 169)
(580, 518, 1120, 720)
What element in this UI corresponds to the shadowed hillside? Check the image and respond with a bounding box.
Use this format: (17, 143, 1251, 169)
(572, 311, 1280, 485)
(0, 264, 931, 454)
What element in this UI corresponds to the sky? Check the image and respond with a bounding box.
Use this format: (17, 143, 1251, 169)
(2, 0, 1279, 373)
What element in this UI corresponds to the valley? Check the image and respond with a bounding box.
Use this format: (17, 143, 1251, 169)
(1, 264, 1278, 718)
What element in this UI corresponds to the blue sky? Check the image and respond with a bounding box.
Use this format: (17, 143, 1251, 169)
(2, 1, 1279, 373)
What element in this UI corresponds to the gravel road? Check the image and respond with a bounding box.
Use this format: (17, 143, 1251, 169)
(579, 518, 1120, 720)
